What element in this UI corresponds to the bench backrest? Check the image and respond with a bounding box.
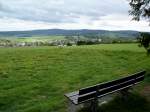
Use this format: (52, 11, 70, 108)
(78, 70, 146, 103)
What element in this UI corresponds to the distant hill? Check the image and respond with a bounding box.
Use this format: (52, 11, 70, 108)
(0, 29, 143, 38)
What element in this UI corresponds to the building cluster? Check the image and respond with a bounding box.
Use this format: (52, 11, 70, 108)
(0, 39, 102, 47)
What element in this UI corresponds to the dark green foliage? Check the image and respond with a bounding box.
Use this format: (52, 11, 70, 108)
(129, 0, 150, 22)
(76, 40, 99, 45)
(129, 0, 150, 56)
(138, 33, 150, 55)
(144, 69, 150, 82)
(100, 93, 150, 112)
(79, 93, 150, 112)
(66, 42, 72, 46)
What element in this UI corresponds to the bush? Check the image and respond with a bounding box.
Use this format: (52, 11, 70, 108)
(79, 93, 150, 112)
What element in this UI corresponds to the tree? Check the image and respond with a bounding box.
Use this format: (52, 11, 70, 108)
(138, 33, 150, 55)
(129, 0, 150, 55)
(129, 0, 150, 22)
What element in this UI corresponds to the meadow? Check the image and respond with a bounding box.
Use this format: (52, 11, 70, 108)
(0, 44, 150, 112)
(0, 36, 65, 42)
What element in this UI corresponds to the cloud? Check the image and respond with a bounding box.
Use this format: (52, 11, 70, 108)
(0, 17, 149, 32)
(0, 0, 149, 31)
(0, 0, 129, 22)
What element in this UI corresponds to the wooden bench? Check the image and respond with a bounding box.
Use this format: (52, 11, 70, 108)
(65, 70, 146, 112)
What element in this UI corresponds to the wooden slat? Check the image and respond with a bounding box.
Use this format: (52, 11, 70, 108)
(65, 91, 79, 104)
(78, 75, 144, 103)
(65, 91, 79, 98)
(79, 70, 146, 95)
(65, 70, 146, 105)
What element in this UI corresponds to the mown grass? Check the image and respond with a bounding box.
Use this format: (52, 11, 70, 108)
(0, 44, 150, 112)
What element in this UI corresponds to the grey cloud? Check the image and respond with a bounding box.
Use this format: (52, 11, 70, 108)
(0, 0, 130, 23)
(0, 2, 12, 13)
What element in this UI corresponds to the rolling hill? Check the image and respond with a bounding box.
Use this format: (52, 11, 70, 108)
(0, 29, 141, 39)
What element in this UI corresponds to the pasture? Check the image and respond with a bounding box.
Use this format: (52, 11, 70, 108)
(0, 35, 65, 43)
(0, 44, 150, 112)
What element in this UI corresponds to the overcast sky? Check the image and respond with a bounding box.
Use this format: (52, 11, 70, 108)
(0, 0, 149, 31)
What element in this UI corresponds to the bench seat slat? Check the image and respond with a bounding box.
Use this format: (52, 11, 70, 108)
(65, 91, 78, 98)
(99, 75, 144, 91)
(79, 71, 146, 95)
(65, 70, 146, 105)
(78, 75, 144, 103)
(65, 91, 79, 104)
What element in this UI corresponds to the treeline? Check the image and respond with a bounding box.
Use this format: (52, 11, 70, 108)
(65, 35, 138, 45)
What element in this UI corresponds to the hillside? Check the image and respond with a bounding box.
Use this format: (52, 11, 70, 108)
(0, 29, 141, 39)
(0, 44, 149, 112)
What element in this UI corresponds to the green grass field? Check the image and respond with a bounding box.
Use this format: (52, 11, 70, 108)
(0, 36, 65, 42)
(0, 44, 150, 112)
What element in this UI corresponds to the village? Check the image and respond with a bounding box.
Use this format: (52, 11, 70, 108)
(0, 38, 102, 47)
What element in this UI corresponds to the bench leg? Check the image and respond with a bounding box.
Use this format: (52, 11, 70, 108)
(82, 99, 98, 112)
(68, 101, 77, 112)
(120, 87, 131, 100)
(91, 99, 99, 112)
